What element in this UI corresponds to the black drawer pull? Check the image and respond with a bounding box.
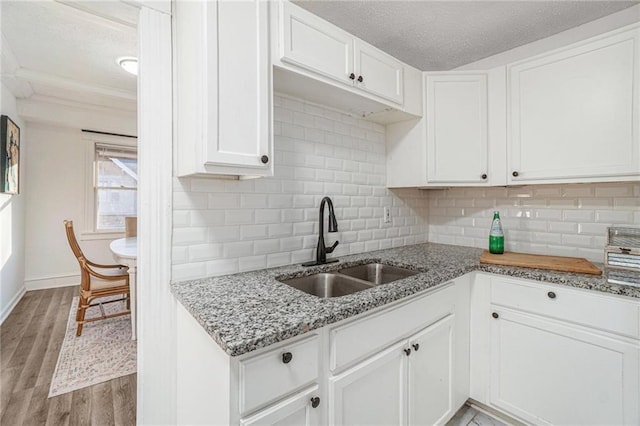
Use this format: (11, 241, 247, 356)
(492, 312, 499, 319)
(310, 396, 320, 408)
(548, 291, 556, 299)
(412, 343, 420, 351)
(282, 352, 293, 364)
(403, 348, 411, 356)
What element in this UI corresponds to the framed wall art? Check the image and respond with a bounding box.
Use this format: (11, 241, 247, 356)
(1, 115, 20, 194)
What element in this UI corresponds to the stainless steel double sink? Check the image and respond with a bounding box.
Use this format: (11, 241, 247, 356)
(279, 263, 419, 298)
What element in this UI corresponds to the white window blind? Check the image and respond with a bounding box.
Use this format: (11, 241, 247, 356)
(94, 143, 138, 231)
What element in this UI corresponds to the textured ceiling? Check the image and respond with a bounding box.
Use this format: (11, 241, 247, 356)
(294, 1, 639, 70)
(1, 1, 137, 107)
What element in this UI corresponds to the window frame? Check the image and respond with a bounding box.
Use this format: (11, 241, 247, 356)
(83, 133, 138, 240)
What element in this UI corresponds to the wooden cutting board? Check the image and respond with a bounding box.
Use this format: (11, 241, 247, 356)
(480, 250, 602, 275)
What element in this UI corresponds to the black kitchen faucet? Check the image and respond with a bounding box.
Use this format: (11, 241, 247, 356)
(302, 196, 339, 266)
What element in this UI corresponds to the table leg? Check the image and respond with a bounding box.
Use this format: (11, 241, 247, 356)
(129, 265, 137, 340)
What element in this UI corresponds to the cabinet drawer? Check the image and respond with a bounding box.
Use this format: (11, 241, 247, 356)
(490, 277, 640, 338)
(239, 334, 319, 415)
(330, 283, 456, 372)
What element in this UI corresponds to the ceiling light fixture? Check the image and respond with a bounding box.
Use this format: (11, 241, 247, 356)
(117, 57, 138, 76)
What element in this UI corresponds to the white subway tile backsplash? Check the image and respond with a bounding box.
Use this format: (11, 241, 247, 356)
(172, 96, 428, 280)
(173, 192, 208, 210)
(267, 252, 292, 268)
(428, 182, 640, 262)
(206, 259, 238, 276)
(224, 210, 253, 225)
(189, 243, 223, 262)
(238, 255, 267, 273)
(190, 210, 225, 227)
(209, 193, 240, 209)
(254, 239, 280, 255)
(595, 185, 632, 197)
(173, 227, 208, 246)
(208, 226, 240, 243)
(223, 241, 254, 258)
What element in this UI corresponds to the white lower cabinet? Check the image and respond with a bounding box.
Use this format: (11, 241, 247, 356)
(176, 276, 470, 425)
(240, 385, 321, 426)
(489, 308, 639, 426)
(328, 280, 469, 426)
(471, 273, 640, 425)
(329, 341, 407, 425)
(408, 315, 456, 426)
(328, 315, 458, 426)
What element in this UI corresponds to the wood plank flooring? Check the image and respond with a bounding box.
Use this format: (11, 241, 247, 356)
(0, 286, 136, 425)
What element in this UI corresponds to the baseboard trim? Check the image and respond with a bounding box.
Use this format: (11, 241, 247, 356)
(466, 399, 527, 426)
(0, 286, 26, 325)
(25, 274, 80, 291)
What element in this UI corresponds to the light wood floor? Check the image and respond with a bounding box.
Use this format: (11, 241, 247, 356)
(0, 286, 136, 425)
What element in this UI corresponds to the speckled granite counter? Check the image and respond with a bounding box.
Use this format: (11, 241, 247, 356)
(170, 243, 640, 357)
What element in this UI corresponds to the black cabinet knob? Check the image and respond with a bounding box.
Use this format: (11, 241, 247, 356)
(481, 173, 488, 180)
(282, 352, 293, 364)
(349, 73, 355, 80)
(357, 75, 363, 83)
(310, 396, 320, 408)
(547, 291, 556, 299)
(260, 155, 269, 164)
(412, 343, 420, 351)
(492, 312, 499, 319)
(512, 171, 519, 177)
(403, 348, 411, 356)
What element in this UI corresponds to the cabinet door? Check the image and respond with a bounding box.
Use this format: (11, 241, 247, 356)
(489, 308, 640, 425)
(280, 1, 353, 86)
(508, 28, 640, 183)
(175, 0, 272, 177)
(240, 385, 321, 426)
(407, 314, 456, 426)
(329, 341, 407, 426)
(208, 0, 272, 174)
(425, 73, 489, 184)
(354, 39, 403, 104)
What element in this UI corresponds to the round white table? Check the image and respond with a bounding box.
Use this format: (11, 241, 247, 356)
(110, 237, 137, 340)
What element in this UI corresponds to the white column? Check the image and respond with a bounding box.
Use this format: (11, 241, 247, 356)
(137, 5, 175, 425)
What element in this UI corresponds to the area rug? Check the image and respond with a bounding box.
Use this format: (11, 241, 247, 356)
(48, 296, 136, 397)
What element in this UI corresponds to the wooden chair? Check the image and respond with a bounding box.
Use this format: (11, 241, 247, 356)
(63, 220, 131, 336)
(125, 216, 137, 237)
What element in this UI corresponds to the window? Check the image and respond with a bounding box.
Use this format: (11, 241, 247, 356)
(93, 143, 138, 232)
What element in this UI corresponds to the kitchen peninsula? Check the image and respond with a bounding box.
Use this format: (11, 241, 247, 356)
(172, 243, 640, 425)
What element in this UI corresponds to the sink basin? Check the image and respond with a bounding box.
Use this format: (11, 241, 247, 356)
(338, 263, 419, 285)
(280, 273, 374, 298)
(279, 263, 420, 298)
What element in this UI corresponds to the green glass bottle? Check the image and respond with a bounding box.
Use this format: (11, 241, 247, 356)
(489, 211, 504, 254)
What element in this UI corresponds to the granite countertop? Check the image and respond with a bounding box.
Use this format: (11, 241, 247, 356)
(170, 242, 640, 357)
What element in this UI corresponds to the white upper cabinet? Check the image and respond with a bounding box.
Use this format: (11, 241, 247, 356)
(354, 39, 404, 104)
(175, 0, 273, 178)
(425, 73, 489, 184)
(508, 26, 640, 184)
(280, 1, 353, 86)
(275, 0, 415, 120)
(387, 68, 506, 188)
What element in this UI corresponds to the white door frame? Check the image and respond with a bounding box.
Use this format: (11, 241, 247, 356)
(137, 5, 175, 424)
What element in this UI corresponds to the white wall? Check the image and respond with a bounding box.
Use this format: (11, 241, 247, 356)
(427, 182, 640, 262)
(0, 83, 27, 322)
(23, 124, 132, 290)
(172, 96, 430, 281)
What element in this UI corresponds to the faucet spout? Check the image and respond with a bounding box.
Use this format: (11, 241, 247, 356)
(302, 196, 340, 267)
